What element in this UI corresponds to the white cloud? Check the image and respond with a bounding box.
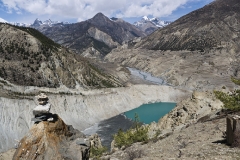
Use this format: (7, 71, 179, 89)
(1, 0, 192, 21)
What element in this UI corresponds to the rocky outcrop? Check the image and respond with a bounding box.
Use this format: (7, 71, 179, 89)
(157, 91, 223, 132)
(13, 114, 90, 160)
(88, 27, 119, 48)
(0, 84, 190, 153)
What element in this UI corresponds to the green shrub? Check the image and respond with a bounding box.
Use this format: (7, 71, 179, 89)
(113, 114, 149, 148)
(214, 90, 240, 111)
(90, 146, 108, 159)
(231, 76, 240, 85)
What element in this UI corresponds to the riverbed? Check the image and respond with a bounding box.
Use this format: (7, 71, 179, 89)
(127, 67, 167, 85)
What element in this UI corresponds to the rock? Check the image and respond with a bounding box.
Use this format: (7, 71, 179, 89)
(32, 93, 53, 123)
(36, 93, 49, 105)
(76, 138, 90, 147)
(0, 149, 15, 160)
(226, 115, 240, 147)
(157, 91, 223, 131)
(111, 140, 119, 153)
(89, 134, 102, 149)
(13, 114, 89, 160)
(33, 103, 51, 116)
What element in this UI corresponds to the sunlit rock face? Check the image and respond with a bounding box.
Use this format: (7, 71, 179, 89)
(13, 114, 89, 160)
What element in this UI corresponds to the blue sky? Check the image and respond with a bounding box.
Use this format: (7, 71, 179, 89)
(0, 0, 213, 24)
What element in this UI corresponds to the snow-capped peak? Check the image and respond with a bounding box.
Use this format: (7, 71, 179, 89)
(142, 16, 149, 21)
(134, 16, 171, 28)
(30, 18, 70, 28)
(10, 22, 31, 27)
(133, 16, 171, 35)
(0, 18, 8, 23)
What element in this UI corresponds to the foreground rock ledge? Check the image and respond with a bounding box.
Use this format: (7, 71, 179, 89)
(13, 114, 90, 160)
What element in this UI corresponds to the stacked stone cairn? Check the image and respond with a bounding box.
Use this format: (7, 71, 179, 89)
(31, 93, 54, 123)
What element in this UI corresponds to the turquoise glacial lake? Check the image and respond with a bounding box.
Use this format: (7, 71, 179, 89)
(124, 102, 176, 124)
(83, 102, 176, 148)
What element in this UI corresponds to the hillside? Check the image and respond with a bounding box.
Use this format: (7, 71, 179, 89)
(135, 0, 240, 52)
(105, 0, 240, 90)
(36, 13, 145, 58)
(0, 23, 122, 88)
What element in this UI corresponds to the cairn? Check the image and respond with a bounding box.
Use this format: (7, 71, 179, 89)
(32, 93, 54, 123)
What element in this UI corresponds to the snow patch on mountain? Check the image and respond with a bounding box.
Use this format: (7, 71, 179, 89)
(0, 18, 8, 23)
(134, 16, 171, 28)
(133, 16, 171, 35)
(8, 18, 71, 28)
(31, 18, 71, 28)
(11, 22, 31, 27)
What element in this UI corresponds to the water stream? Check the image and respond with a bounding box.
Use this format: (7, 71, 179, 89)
(127, 67, 167, 85)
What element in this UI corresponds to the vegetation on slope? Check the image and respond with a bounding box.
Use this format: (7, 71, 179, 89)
(14, 25, 61, 50)
(0, 23, 122, 88)
(113, 114, 149, 148)
(214, 77, 240, 110)
(90, 146, 108, 159)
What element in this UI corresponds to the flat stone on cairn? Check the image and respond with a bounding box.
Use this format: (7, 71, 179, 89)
(32, 93, 53, 123)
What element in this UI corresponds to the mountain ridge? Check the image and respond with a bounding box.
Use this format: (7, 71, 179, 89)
(31, 13, 145, 58)
(135, 0, 240, 52)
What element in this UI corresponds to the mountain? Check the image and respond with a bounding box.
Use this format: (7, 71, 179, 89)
(136, 0, 240, 52)
(31, 18, 70, 28)
(35, 13, 146, 58)
(10, 22, 31, 27)
(105, 0, 240, 89)
(9, 19, 70, 28)
(133, 16, 171, 35)
(0, 23, 122, 88)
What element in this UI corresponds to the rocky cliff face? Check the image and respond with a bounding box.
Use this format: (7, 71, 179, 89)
(13, 114, 89, 160)
(0, 81, 190, 153)
(157, 91, 223, 131)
